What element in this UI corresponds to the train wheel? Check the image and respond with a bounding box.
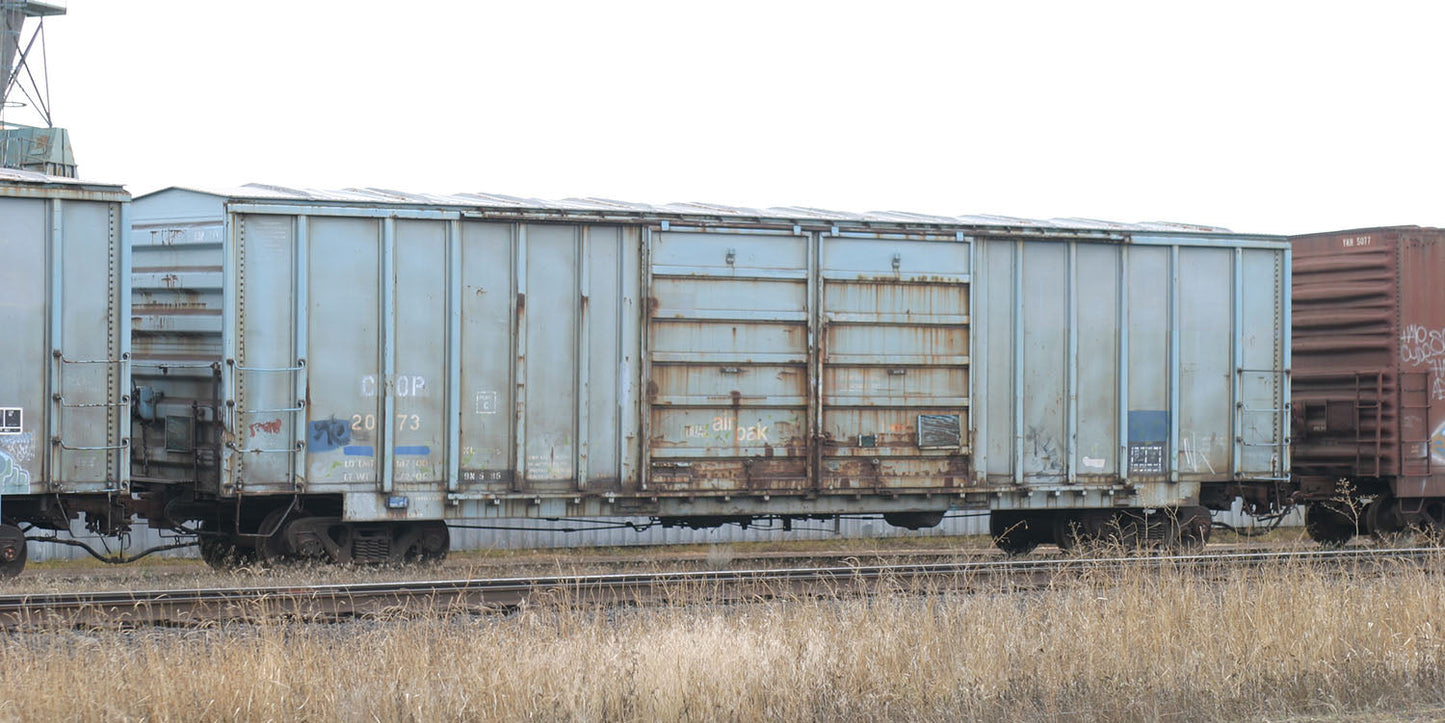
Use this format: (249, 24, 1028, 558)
(0, 524, 26, 579)
(254, 508, 294, 564)
(1365, 495, 1411, 544)
(199, 535, 254, 570)
(1173, 506, 1213, 552)
(198, 518, 257, 570)
(417, 522, 449, 563)
(1305, 501, 1359, 547)
(991, 512, 1040, 556)
(1052, 515, 1084, 552)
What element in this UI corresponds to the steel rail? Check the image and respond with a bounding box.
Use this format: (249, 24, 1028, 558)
(0, 547, 1436, 629)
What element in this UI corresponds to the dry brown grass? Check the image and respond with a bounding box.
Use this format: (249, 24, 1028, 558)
(11, 535, 1006, 595)
(0, 553, 1442, 721)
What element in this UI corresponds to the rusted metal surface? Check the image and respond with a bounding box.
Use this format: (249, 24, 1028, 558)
(1291, 227, 1445, 497)
(128, 186, 1288, 527)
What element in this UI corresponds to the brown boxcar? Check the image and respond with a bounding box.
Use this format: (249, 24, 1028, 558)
(1291, 226, 1445, 542)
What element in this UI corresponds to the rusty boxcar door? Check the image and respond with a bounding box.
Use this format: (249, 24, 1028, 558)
(817, 231, 971, 491)
(645, 225, 811, 492)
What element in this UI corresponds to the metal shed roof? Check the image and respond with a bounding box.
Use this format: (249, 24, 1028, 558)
(142, 183, 1244, 235)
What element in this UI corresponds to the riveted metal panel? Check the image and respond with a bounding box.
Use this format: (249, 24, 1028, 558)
(54, 198, 127, 487)
(228, 214, 299, 491)
(0, 178, 129, 498)
(1238, 247, 1288, 479)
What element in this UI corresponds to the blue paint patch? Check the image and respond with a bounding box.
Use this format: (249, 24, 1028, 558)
(307, 418, 351, 453)
(395, 445, 431, 456)
(1128, 410, 1169, 443)
(343, 445, 375, 457)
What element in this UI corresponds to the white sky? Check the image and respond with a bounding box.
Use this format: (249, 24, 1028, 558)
(10, 1, 1445, 235)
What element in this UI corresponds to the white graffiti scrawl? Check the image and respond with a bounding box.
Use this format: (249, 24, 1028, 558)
(1400, 325, 1445, 400)
(0, 449, 31, 494)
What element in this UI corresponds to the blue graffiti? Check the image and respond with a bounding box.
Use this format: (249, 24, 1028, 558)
(308, 418, 351, 453)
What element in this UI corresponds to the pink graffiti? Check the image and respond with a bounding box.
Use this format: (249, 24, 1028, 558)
(249, 419, 283, 437)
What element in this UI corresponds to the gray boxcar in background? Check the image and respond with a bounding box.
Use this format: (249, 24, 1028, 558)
(0, 169, 131, 574)
(129, 186, 1291, 564)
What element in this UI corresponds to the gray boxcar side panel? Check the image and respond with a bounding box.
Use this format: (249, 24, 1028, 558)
(1125, 245, 1170, 482)
(1075, 243, 1120, 478)
(520, 224, 580, 486)
(392, 220, 448, 485)
(1239, 247, 1288, 477)
(458, 221, 516, 489)
(1178, 247, 1234, 478)
(230, 214, 298, 489)
(57, 199, 125, 486)
(304, 216, 383, 488)
(0, 197, 46, 493)
(981, 240, 1015, 480)
(1020, 242, 1067, 482)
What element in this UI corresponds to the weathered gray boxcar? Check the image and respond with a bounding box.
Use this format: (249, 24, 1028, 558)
(1291, 226, 1445, 543)
(0, 169, 131, 575)
(128, 186, 1290, 564)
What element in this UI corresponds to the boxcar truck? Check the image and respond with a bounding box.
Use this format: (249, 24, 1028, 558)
(125, 186, 1292, 565)
(1292, 226, 1445, 543)
(0, 170, 131, 577)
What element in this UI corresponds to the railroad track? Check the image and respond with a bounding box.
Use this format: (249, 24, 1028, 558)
(1, 547, 1436, 629)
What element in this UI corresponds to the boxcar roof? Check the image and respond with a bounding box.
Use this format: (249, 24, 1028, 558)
(0, 168, 129, 200)
(141, 183, 1265, 238)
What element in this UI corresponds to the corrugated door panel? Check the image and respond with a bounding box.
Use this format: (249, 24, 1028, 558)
(520, 224, 579, 487)
(1020, 243, 1066, 482)
(648, 229, 808, 492)
(1239, 247, 1286, 477)
(391, 220, 447, 485)
(0, 198, 45, 494)
(131, 222, 224, 354)
(232, 214, 298, 488)
(1126, 246, 1170, 481)
(458, 222, 514, 490)
(1075, 243, 1119, 478)
(57, 200, 124, 487)
(1177, 247, 1233, 479)
(1289, 233, 1398, 479)
(820, 234, 969, 491)
(303, 217, 381, 489)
